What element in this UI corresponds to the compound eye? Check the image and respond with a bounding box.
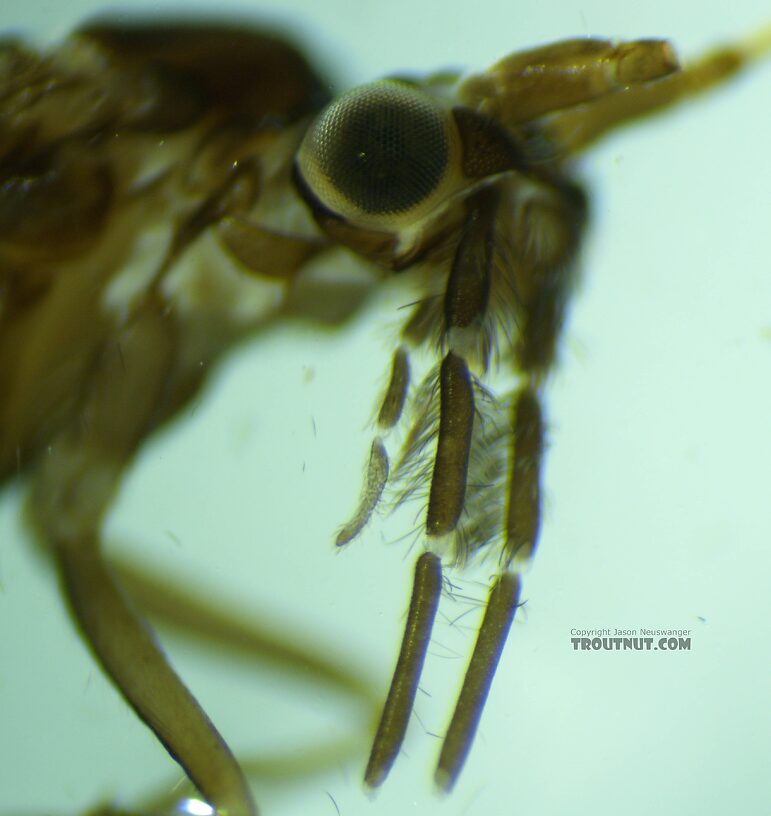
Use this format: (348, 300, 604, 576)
(297, 81, 457, 224)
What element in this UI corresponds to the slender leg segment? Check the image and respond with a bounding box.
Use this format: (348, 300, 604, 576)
(27, 307, 258, 816)
(436, 572, 521, 791)
(114, 554, 376, 703)
(57, 540, 255, 816)
(365, 552, 442, 788)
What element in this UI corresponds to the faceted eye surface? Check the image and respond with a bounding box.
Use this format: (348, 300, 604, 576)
(299, 81, 451, 218)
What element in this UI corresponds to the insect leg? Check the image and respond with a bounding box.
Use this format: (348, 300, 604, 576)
(27, 304, 256, 816)
(113, 554, 377, 704)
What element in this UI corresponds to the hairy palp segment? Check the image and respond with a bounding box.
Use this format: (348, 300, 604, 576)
(435, 571, 521, 790)
(335, 438, 389, 547)
(426, 352, 475, 538)
(504, 386, 544, 564)
(365, 551, 442, 788)
(377, 346, 411, 429)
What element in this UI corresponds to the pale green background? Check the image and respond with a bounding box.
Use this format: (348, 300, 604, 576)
(1, 2, 769, 816)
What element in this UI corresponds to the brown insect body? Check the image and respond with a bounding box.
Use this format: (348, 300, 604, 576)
(0, 17, 767, 816)
(1, 24, 342, 816)
(1, 23, 327, 475)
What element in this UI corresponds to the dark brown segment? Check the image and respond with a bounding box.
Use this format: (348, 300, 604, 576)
(444, 187, 497, 332)
(436, 571, 521, 791)
(515, 181, 586, 375)
(504, 388, 544, 564)
(365, 551, 442, 788)
(426, 352, 474, 537)
(452, 106, 525, 177)
(0, 147, 112, 265)
(80, 22, 329, 129)
(377, 347, 411, 429)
